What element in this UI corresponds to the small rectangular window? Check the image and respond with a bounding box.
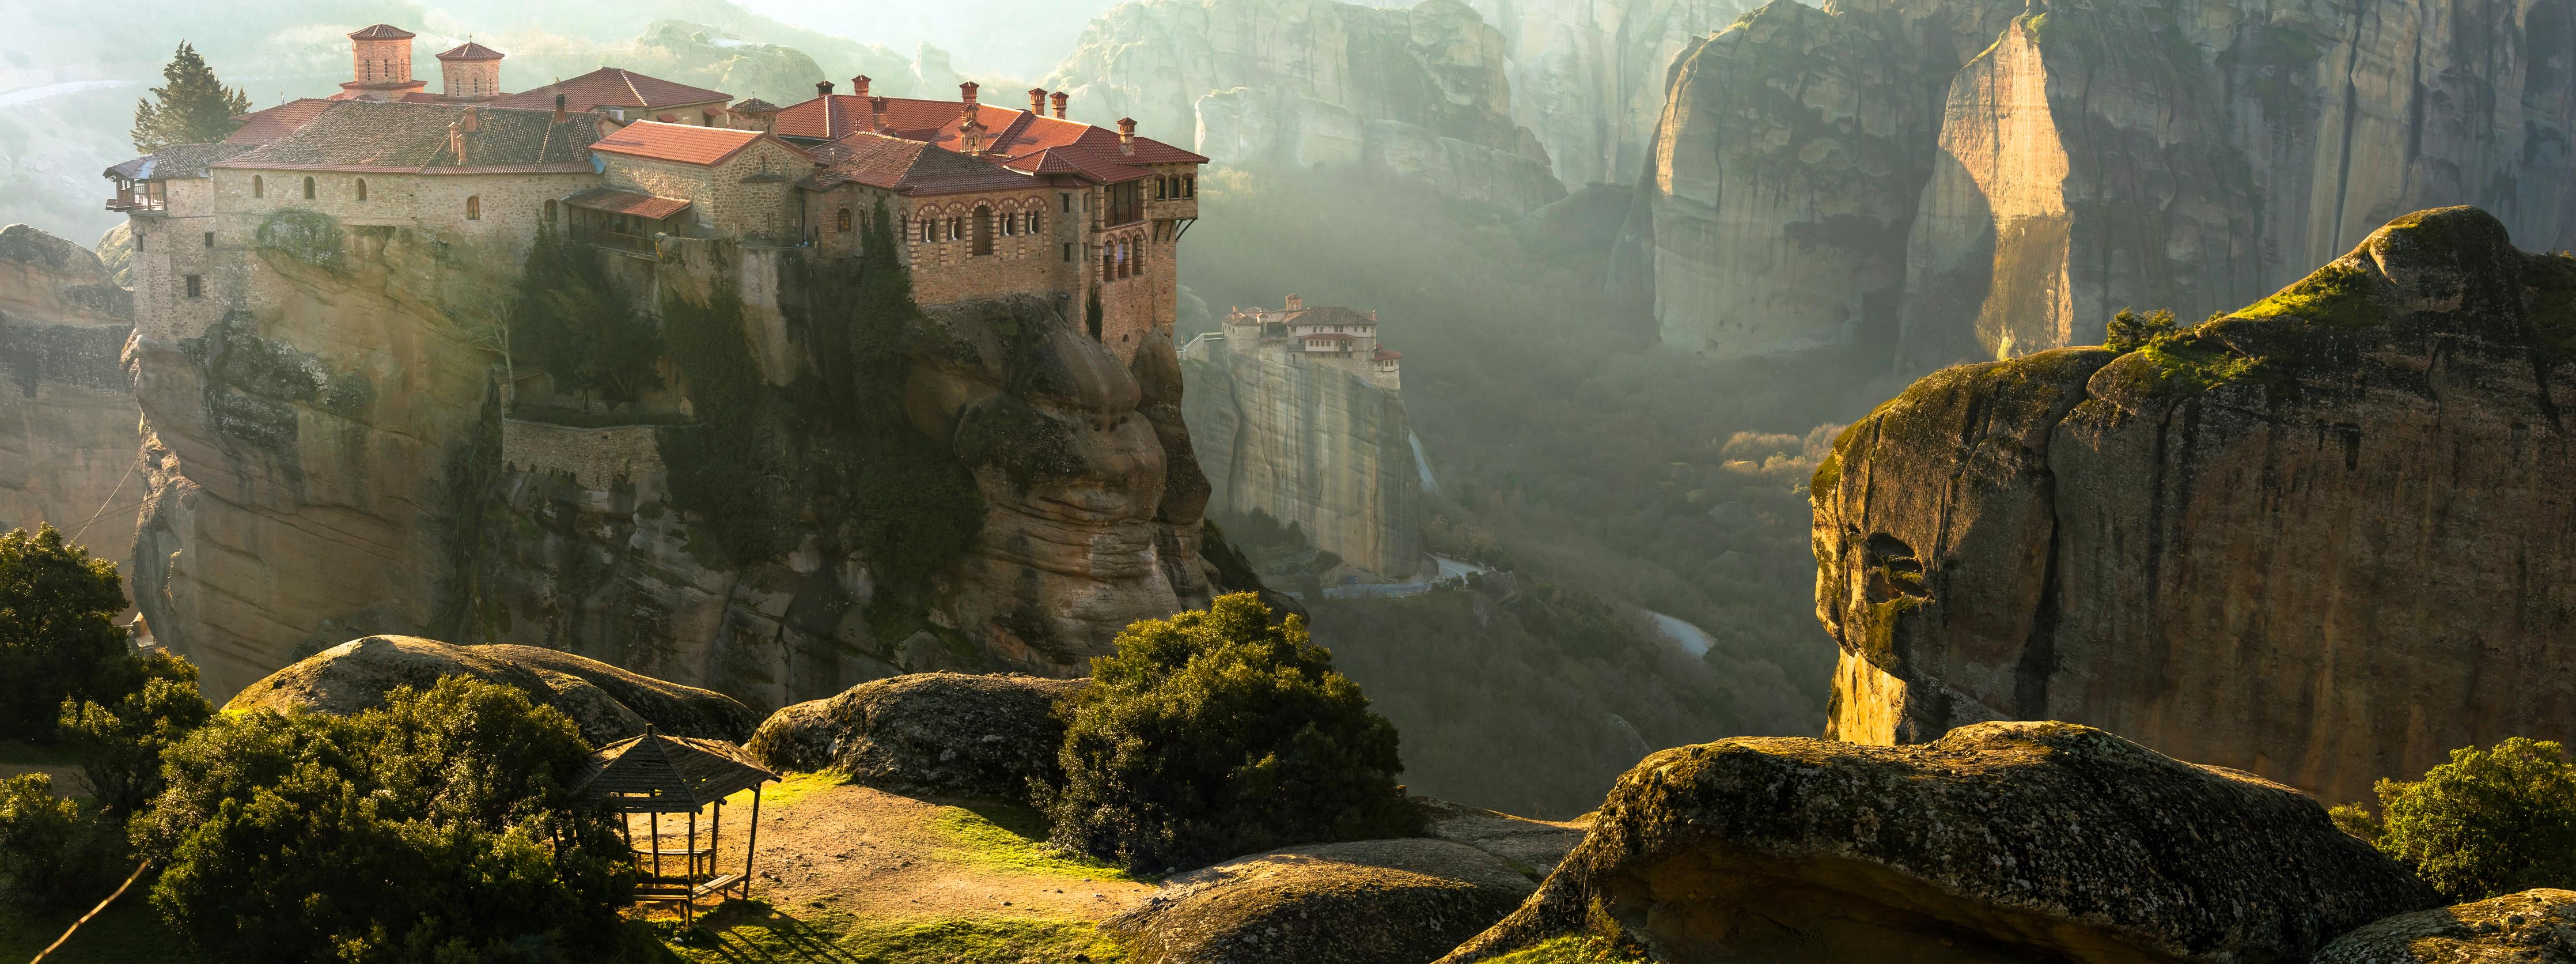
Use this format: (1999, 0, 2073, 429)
(1061, 194, 1072, 213)
(184, 275, 202, 298)
(1063, 243, 1074, 262)
(203, 232, 214, 248)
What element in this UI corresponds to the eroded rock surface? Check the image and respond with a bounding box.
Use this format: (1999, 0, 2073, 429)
(225, 635, 757, 744)
(747, 672, 1082, 802)
(1814, 207, 2576, 804)
(1181, 332, 1425, 577)
(1109, 837, 1536, 964)
(1440, 721, 2437, 964)
(2315, 890, 2576, 964)
(0, 224, 139, 558)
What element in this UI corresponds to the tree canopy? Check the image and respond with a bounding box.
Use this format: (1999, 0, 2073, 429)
(2336, 738, 2576, 902)
(131, 41, 249, 152)
(0, 525, 132, 741)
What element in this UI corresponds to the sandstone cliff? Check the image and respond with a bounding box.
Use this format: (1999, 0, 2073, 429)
(1813, 207, 2576, 806)
(1442, 721, 2437, 963)
(1643, 0, 2576, 365)
(0, 225, 140, 568)
(1181, 336, 1425, 578)
(1464, 0, 1761, 190)
(1042, 0, 1564, 211)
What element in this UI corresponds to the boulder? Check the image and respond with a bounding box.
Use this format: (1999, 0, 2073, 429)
(2314, 890, 2576, 964)
(223, 635, 758, 745)
(746, 672, 1083, 801)
(1439, 721, 2440, 963)
(1107, 837, 1536, 964)
(1414, 797, 1588, 877)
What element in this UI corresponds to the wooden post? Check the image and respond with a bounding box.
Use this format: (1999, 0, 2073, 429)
(710, 800, 722, 894)
(743, 785, 763, 901)
(649, 810, 661, 883)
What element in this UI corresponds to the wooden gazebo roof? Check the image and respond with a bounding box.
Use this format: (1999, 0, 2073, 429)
(573, 729, 776, 812)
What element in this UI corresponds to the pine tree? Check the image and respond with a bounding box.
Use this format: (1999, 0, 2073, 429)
(130, 42, 249, 152)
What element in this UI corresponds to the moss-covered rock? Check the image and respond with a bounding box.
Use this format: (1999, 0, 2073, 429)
(2314, 889, 2576, 963)
(225, 635, 757, 745)
(1439, 722, 2439, 963)
(746, 672, 1084, 803)
(1108, 837, 1536, 964)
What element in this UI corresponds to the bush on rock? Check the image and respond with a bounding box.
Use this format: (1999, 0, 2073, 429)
(2336, 738, 2576, 902)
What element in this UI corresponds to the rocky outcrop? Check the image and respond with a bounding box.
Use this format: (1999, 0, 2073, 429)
(1440, 721, 2438, 963)
(1181, 334, 1424, 577)
(1642, 0, 2576, 365)
(747, 672, 1083, 802)
(1042, 0, 1564, 210)
(1464, 0, 1761, 189)
(1813, 207, 2576, 806)
(1108, 837, 1536, 964)
(0, 224, 138, 560)
(2315, 890, 2576, 963)
(223, 634, 758, 744)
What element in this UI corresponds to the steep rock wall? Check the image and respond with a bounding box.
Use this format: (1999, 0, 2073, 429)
(1043, 0, 1565, 210)
(1465, 0, 1763, 189)
(1181, 338, 1424, 577)
(1812, 207, 2576, 805)
(0, 224, 138, 561)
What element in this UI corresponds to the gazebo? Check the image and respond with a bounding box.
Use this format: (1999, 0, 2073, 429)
(571, 727, 778, 923)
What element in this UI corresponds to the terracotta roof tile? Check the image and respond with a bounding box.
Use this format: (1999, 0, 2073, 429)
(1374, 348, 1402, 361)
(437, 41, 504, 61)
(227, 99, 336, 144)
(348, 24, 415, 40)
(770, 93, 1204, 187)
(217, 101, 598, 172)
(1287, 306, 1376, 327)
(104, 142, 257, 180)
(730, 99, 780, 115)
(490, 68, 729, 113)
(565, 187, 691, 220)
(590, 121, 778, 167)
(804, 132, 1032, 195)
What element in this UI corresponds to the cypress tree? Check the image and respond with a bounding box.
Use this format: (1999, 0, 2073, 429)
(131, 42, 249, 152)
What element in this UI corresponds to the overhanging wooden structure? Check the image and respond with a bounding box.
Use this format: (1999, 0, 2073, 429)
(572, 727, 778, 923)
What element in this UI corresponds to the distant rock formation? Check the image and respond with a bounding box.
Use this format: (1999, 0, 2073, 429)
(748, 672, 1083, 802)
(2315, 890, 2576, 963)
(1440, 721, 2438, 963)
(1463, 0, 1761, 190)
(1641, 0, 2576, 364)
(0, 224, 139, 560)
(1042, 0, 1564, 211)
(1109, 837, 1536, 964)
(224, 635, 759, 744)
(1812, 207, 2576, 805)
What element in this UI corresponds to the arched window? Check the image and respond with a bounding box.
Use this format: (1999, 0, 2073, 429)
(1101, 245, 1113, 282)
(1027, 210, 1042, 235)
(1116, 239, 1131, 279)
(252, 175, 263, 198)
(544, 199, 558, 225)
(836, 207, 853, 232)
(354, 178, 366, 202)
(465, 195, 481, 220)
(302, 176, 316, 199)
(971, 205, 995, 256)
(948, 216, 962, 241)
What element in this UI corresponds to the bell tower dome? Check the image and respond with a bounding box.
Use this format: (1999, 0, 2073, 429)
(435, 40, 505, 101)
(340, 24, 427, 101)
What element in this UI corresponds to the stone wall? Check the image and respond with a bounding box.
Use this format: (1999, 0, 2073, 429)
(500, 419, 666, 489)
(1181, 334, 1423, 577)
(600, 143, 808, 241)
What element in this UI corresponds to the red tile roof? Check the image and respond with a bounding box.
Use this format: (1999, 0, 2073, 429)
(591, 121, 781, 167)
(228, 99, 336, 144)
(490, 68, 729, 113)
(1374, 348, 1402, 361)
(803, 133, 1032, 195)
(437, 41, 503, 61)
(770, 93, 1204, 188)
(565, 187, 691, 220)
(348, 24, 415, 40)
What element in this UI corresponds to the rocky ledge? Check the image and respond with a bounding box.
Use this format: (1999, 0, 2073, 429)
(225, 635, 758, 744)
(746, 672, 1084, 803)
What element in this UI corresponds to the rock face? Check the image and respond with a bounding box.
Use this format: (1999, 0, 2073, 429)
(2315, 890, 2576, 964)
(1107, 837, 1536, 964)
(1439, 721, 2438, 964)
(1464, 0, 1761, 190)
(1813, 207, 2576, 806)
(0, 224, 139, 559)
(223, 635, 759, 744)
(1181, 334, 1425, 577)
(1642, 0, 2576, 364)
(747, 672, 1083, 802)
(1042, 0, 1564, 211)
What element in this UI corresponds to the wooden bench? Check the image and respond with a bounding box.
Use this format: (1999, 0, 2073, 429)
(692, 874, 741, 898)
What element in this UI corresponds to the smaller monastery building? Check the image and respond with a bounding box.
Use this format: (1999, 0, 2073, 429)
(1212, 294, 1402, 391)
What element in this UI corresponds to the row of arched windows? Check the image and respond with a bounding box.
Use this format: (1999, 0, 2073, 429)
(900, 206, 1043, 254)
(1153, 174, 1197, 201)
(1100, 233, 1146, 282)
(245, 173, 479, 220)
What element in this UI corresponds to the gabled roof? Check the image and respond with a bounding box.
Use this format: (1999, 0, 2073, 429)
(802, 132, 1032, 196)
(104, 142, 258, 181)
(216, 101, 599, 173)
(348, 24, 415, 40)
(730, 98, 780, 115)
(438, 41, 504, 61)
(770, 92, 1205, 188)
(1286, 306, 1377, 327)
(228, 99, 337, 145)
(573, 731, 775, 811)
(591, 121, 785, 167)
(489, 67, 729, 113)
(565, 187, 691, 220)
(1373, 348, 1402, 361)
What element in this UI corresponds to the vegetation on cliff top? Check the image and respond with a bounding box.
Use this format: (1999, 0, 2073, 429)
(129, 41, 246, 152)
(511, 225, 664, 409)
(0, 526, 133, 742)
(2333, 738, 2576, 902)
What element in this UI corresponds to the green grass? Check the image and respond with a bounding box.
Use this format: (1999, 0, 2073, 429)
(722, 770, 844, 810)
(2232, 261, 2386, 330)
(927, 803, 1142, 882)
(663, 901, 1126, 963)
(0, 904, 209, 964)
(1483, 934, 1654, 963)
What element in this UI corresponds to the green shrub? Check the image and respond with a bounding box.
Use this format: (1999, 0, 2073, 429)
(2338, 737, 2576, 901)
(1044, 592, 1419, 874)
(0, 525, 132, 742)
(135, 675, 634, 961)
(60, 650, 214, 816)
(511, 226, 663, 407)
(2104, 308, 2179, 353)
(0, 773, 127, 912)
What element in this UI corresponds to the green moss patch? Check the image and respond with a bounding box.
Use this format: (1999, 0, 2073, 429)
(665, 902, 1125, 963)
(1482, 934, 1654, 963)
(719, 770, 843, 810)
(253, 207, 346, 272)
(2232, 261, 2387, 330)
(929, 803, 1141, 882)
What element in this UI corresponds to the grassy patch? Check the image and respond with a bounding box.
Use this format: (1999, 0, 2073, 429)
(722, 770, 843, 810)
(2132, 337, 2268, 395)
(1483, 934, 1654, 963)
(0, 904, 209, 964)
(2232, 261, 2386, 330)
(665, 901, 1126, 964)
(929, 803, 1141, 882)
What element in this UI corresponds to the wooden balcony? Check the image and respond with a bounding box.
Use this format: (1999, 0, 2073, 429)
(574, 225, 658, 258)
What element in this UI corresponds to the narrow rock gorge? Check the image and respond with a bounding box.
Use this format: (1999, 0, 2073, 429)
(1041, 0, 1564, 211)
(1181, 334, 1425, 579)
(1464, 0, 1761, 189)
(1643, 0, 2576, 365)
(0, 225, 139, 560)
(1812, 207, 2576, 806)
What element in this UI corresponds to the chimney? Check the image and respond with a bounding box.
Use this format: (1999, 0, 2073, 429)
(553, 93, 567, 123)
(869, 96, 889, 133)
(853, 75, 871, 97)
(817, 79, 835, 97)
(960, 81, 979, 106)
(1051, 90, 1068, 119)
(1117, 117, 1137, 155)
(1029, 88, 1047, 113)
(459, 105, 479, 133)
(1369, 310, 1378, 322)
(1285, 294, 1302, 311)
(448, 119, 467, 165)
